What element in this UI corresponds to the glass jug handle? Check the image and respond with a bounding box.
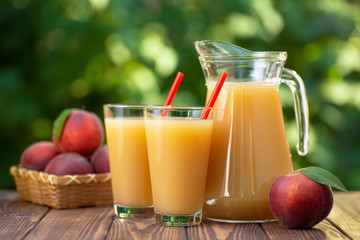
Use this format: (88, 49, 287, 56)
(281, 68, 309, 156)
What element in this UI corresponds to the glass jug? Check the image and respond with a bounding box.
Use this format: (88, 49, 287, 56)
(195, 40, 309, 223)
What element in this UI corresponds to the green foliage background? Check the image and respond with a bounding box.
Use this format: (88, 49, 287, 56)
(1, 0, 359, 190)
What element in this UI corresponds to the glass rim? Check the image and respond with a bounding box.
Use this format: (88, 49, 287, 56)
(145, 106, 213, 111)
(205, 81, 280, 86)
(198, 53, 287, 62)
(103, 104, 162, 109)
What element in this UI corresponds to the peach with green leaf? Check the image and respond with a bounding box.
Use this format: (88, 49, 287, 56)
(52, 109, 104, 156)
(269, 166, 347, 229)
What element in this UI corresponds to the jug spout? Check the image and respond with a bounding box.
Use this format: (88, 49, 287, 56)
(195, 40, 287, 84)
(195, 40, 287, 60)
(195, 40, 253, 57)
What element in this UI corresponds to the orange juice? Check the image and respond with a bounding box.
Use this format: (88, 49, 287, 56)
(105, 118, 153, 207)
(204, 83, 294, 221)
(145, 118, 213, 215)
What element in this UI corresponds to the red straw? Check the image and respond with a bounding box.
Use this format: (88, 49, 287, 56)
(164, 72, 184, 106)
(162, 72, 184, 116)
(201, 72, 228, 119)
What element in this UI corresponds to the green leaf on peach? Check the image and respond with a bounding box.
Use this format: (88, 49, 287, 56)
(300, 166, 348, 192)
(53, 108, 74, 141)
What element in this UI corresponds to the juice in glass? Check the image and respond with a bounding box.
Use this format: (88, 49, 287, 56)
(104, 105, 153, 217)
(203, 83, 294, 222)
(145, 107, 213, 226)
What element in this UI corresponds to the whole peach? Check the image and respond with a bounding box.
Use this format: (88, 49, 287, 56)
(90, 145, 110, 173)
(269, 169, 333, 229)
(45, 152, 94, 176)
(20, 141, 59, 171)
(52, 109, 104, 155)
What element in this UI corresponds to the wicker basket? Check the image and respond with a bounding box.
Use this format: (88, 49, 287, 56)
(10, 166, 113, 209)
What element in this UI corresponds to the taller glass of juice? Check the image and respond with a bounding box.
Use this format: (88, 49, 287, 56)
(195, 40, 309, 222)
(103, 104, 153, 217)
(144, 106, 214, 226)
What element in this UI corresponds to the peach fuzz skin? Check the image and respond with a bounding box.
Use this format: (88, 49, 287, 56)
(269, 169, 333, 229)
(45, 152, 94, 176)
(52, 109, 104, 156)
(20, 141, 59, 171)
(90, 145, 110, 173)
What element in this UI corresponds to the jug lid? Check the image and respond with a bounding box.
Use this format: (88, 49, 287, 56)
(195, 40, 287, 61)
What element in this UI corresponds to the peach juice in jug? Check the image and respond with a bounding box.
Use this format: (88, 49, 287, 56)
(196, 40, 309, 222)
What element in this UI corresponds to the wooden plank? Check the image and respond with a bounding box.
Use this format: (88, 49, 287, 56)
(24, 206, 114, 240)
(327, 191, 360, 240)
(0, 190, 49, 240)
(106, 216, 187, 240)
(187, 220, 269, 239)
(0, 191, 358, 240)
(261, 219, 349, 240)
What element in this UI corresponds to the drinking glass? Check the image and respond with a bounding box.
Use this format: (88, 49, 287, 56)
(144, 106, 214, 226)
(103, 104, 153, 217)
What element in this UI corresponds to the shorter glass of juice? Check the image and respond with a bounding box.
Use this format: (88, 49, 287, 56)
(103, 104, 154, 217)
(144, 106, 214, 226)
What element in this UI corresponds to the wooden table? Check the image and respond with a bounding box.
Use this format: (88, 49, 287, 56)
(1, 191, 359, 240)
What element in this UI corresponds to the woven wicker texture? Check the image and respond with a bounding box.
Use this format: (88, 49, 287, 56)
(10, 166, 113, 209)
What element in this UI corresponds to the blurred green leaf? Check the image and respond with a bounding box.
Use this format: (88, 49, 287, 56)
(0, 0, 359, 190)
